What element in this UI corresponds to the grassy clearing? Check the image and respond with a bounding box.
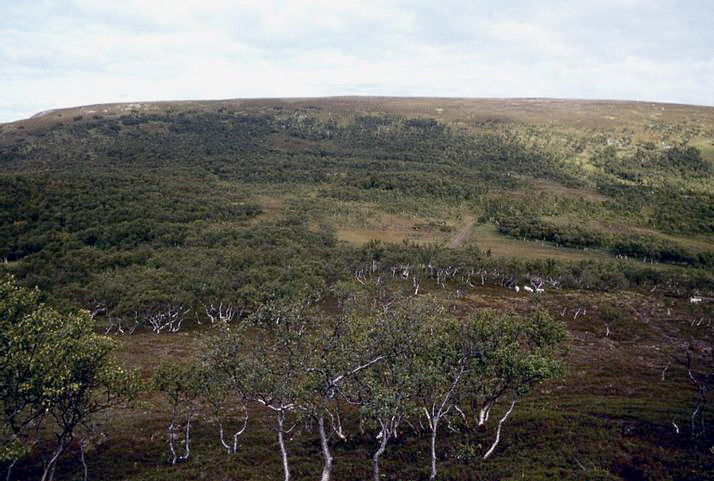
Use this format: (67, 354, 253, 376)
(468, 223, 613, 262)
(250, 195, 287, 222)
(336, 212, 452, 245)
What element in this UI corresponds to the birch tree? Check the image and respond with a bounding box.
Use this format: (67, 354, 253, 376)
(356, 299, 423, 481)
(206, 299, 314, 481)
(455, 309, 566, 460)
(152, 363, 204, 465)
(301, 307, 386, 481)
(412, 326, 471, 480)
(0, 276, 139, 481)
(414, 316, 469, 481)
(198, 369, 248, 455)
(674, 343, 713, 442)
(411, 302, 566, 479)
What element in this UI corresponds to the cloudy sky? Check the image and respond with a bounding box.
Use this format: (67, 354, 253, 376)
(1, 0, 713, 122)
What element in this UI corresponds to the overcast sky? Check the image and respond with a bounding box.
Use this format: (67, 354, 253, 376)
(1, 0, 713, 122)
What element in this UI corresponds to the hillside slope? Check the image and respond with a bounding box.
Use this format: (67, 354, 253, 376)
(1, 97, 713, 481)
(2, 97, 713, 308)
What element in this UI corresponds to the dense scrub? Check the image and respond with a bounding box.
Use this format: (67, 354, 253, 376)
(496, 216, 714, 268)
(1, 104, 713, 319)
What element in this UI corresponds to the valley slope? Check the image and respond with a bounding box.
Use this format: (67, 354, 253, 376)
(1, 97, 713, 480)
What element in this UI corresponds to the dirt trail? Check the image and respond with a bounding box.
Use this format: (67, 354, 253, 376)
(447, 216, 476, 248)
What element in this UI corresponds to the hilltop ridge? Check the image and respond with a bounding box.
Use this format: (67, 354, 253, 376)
(4, 96, 714, 130)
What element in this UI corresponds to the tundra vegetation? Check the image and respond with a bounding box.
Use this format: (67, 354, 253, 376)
(0, 97, 713, 479)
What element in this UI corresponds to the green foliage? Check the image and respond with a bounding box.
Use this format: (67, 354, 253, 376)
(152, 362, 205, 410)
(464, 308, 566, 390)
(2, 107, 713, 321)
(194, 293, 568, 480)
(497, 216, 609, 249)
(593, 143, 711, 181)
(497, 215, 714, 269)
(595, 182, 714, 235)
(0, 276, 139, 475)
(205, 297, 318, 411)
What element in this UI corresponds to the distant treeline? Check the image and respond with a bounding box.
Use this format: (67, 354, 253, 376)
(592, 144, 711, 181)
(496, 216, 714, 269)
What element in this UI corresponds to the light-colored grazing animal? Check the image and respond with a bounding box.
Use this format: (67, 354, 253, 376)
(523, 286, 534, 293)
(535, 288, 544, 294)
(515, 286, 520, 293)
(690, 297, 702, 304)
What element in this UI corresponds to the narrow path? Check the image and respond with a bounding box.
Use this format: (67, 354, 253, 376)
(447, 216, 476, 248)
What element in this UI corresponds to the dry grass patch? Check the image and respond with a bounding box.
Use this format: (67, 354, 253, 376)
(249, 195, 286, 222)
(468, 223, 612, 262)
(528, 178, 609, 202)
(336, 212, 454, 245)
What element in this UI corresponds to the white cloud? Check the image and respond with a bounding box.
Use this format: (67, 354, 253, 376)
(0, 0, 712, 122)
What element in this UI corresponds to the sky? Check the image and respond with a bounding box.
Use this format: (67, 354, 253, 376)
(1, 0, 713, 122)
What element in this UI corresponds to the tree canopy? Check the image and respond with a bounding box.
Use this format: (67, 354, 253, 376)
(0, 276, 138, 481)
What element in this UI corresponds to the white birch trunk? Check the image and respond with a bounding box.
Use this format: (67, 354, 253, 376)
(429, 417, 439, 481)
(276, 410, 291, 481)
(318, 414, 333, 481)
(372, 422, 390, 481)
(40, 438, 68, 481)
(483, 400, 516, 459)
(168, 404, 178, 465)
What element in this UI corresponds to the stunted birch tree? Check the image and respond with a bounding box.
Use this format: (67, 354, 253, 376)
(300, 304, 388, 481)
(410, 300, 471, 481)
(153, 363, 204, 465)
(673, 343, 713, 443)
(355, 299, 424, 481)
(206, 298, 315, 481)
(198, 369, 248, 455)
(408, 300, 566, 479)
(455, 309, 566, 459)
(0, 276, 139, 481)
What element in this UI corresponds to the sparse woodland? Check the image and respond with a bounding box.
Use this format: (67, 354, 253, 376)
(0, 98, 713, 480)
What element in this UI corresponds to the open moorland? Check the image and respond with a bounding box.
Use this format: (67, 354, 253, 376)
(1, 97, 713, 481)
